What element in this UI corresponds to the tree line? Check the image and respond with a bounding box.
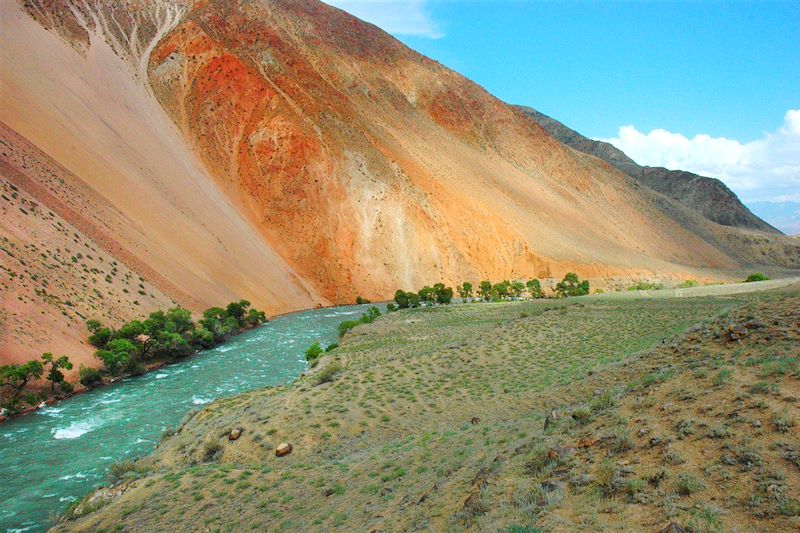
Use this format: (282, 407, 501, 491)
(390, 272, 589, 309)
(0, 300, 268, 415)
(86, 300, 267, 378)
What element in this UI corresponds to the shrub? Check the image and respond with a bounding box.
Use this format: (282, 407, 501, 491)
(386, 303, 397, 312)
(338, 320, 358, 338)
(772, 410, 796, 433)
(627, 281, 664, 291)
(304, 342, 323, 362)
(202, 440, 223, 462)
(355, 296, 370, 304)
(314, 362, 342, 385)
(675, 473, 705, 495)
(777, 498, 800, 517)
(571, 405, 592, 425)
(108, 460, 144, 484)
(677, 279, 699, 288)
(595, 460, 619, 496)
(524, 446, 554, 475)
(609, 428, 634, 453)
(79, 366, 103, 388)
(324, 343, 338, 352)
(745, 273, 769, 282)
(712, 368, 732, 386)
(590, 390, 617, 413)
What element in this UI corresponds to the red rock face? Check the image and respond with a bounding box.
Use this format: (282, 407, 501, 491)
(0, 0, 781, 364)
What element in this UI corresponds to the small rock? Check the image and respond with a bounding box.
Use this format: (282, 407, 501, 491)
(228, 428, 242, 441)
(752, 420, 762, 428)
(744, 320, 764, 330)
(276, 442, 292, 457)
(470, 416, 480, 425)
(649, 436, 662, 447)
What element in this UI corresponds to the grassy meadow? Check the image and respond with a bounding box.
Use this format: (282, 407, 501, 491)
(55, 286, 799, 532)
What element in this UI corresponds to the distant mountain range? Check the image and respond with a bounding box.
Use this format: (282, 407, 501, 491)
(518, 107, 781, 235)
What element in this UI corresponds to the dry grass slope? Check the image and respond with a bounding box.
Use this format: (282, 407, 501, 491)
(54, 285, 799, 532)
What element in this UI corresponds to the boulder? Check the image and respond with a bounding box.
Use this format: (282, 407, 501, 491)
(276, 442, 292, 457)
(228, 428, 242, 441)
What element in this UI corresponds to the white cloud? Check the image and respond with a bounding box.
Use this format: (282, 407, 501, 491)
(599, 109, 800, 205)
(324, 0, 443, 38)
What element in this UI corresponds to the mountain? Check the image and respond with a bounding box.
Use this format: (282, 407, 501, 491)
(1, 0, 798, 369)
(747, 201, 800, 236)
(518, 106, 781, 234)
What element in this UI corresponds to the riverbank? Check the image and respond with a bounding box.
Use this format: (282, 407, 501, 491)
(0, 305, 367, 532)
(54, 284, 800, 532)
(0, 322, 265, 425)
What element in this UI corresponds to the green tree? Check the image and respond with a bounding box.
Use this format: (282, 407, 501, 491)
(526, 279, 542, 298)
(394, 289, 410, 309)
(0, 360, 44, 397)
(41, 353, 73, 394)
(78, 366, 103, 388)
(95, 339, 136, 375)
(478, 280, 493, 301)
(225, 300, 251, 326)
(493, 280, 511, 299)
(434, 283, 454, 304)
(86, 319, 112, 348)
(189, 327, 215, 349)
(555, 272, 590, 297)
(418, 286, 436, 306)
(406, 292, 421, 308)
(510, 281, 525, 299)
(458, 282, 473, 300)
(245, 308, 267, 326)
(116, 320, 145, 342)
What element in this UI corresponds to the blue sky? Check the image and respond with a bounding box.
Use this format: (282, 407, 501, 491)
(325, 1, 800, 234)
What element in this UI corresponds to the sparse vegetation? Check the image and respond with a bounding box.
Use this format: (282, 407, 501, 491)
(54, 286, 800, 533)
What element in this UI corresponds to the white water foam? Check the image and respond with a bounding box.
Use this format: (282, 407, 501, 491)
(53, 419, 102, 440)
(155, 373, 168, 379)
(59, 471, 88, 481)
(191, 396, 211, 405)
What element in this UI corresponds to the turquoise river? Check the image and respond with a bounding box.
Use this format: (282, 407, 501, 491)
(0, 304, 375, 532)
